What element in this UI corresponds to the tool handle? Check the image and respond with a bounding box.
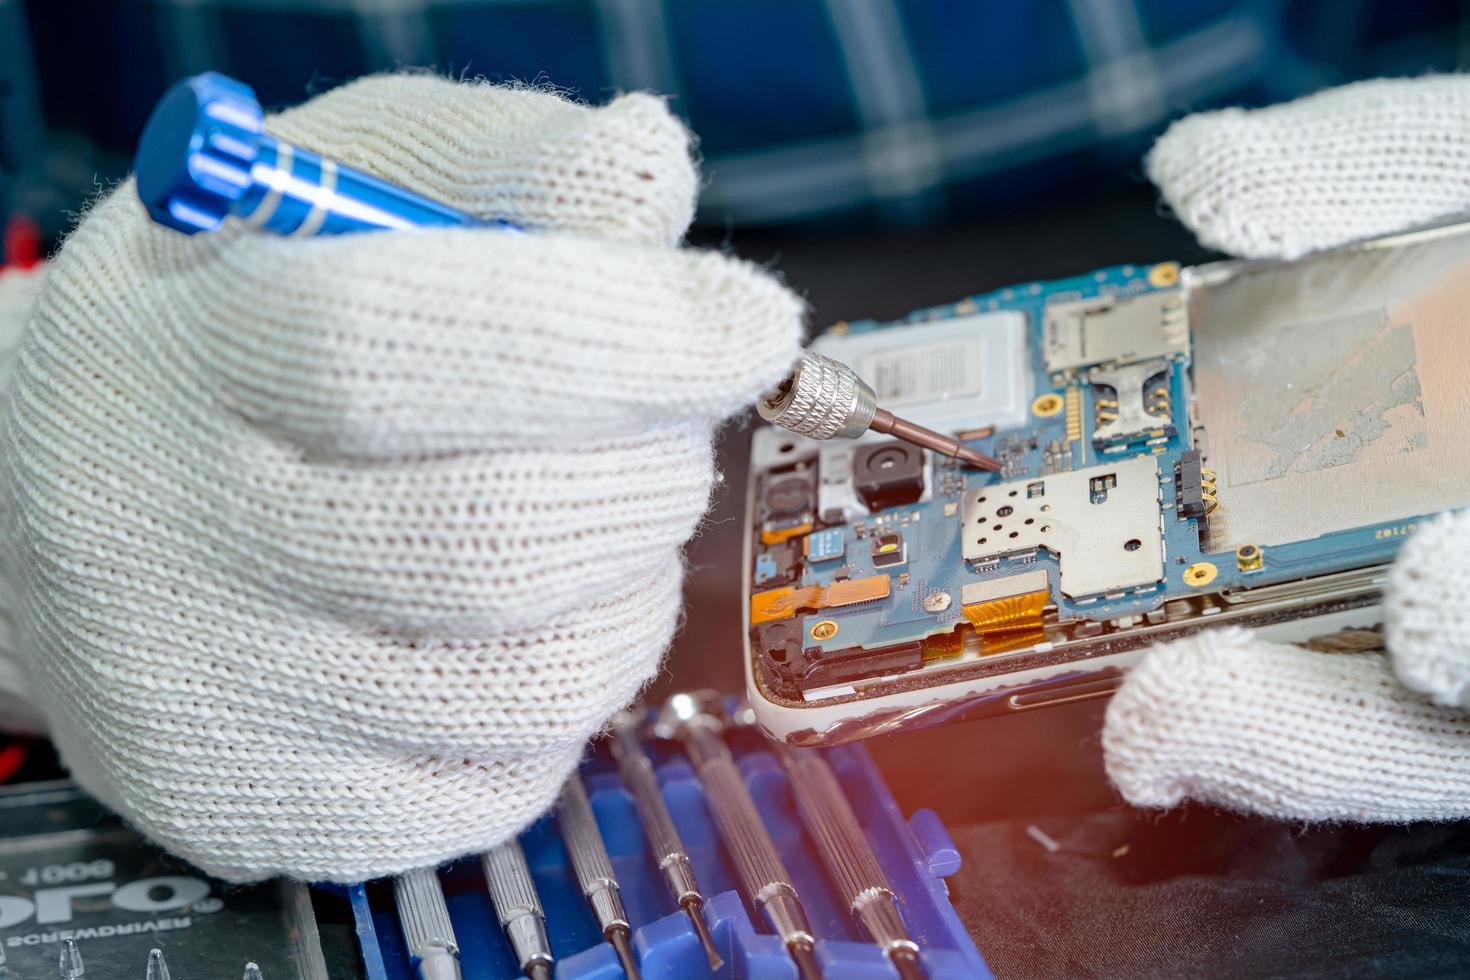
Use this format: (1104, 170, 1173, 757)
(757, 350, 877, 441)
(683, 727, 795, 901)
(482, 841, 544, 924)
(558, 773, 631, 932)
(558, 774, 618, 890)
(612, 729, 686, 866)
(778, 747, 892, 909)
(393, 868, 459, 956)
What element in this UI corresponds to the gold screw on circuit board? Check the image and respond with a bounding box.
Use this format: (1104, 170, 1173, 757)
(809, 620, 839, 641)
(1184, 562, 1218, 588)
(1031, 393, 1064, 417)
(1236, 544, 1264, 572)
(1148, 262, 1181, 288)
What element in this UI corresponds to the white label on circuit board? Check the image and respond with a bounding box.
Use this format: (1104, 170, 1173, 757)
(812, 311, 1032, 433)
(861, 341, 984, 405)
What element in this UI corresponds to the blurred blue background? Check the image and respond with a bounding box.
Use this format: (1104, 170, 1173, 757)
(4, 0, 1470, 247)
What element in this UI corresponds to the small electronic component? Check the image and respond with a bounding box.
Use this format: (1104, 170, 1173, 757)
(1089, 357, 1175, 450)
(1236, 544, 1265, 572)
(759, 466, 817, 543)
(765, 472, 815, 519)
(805, 527, 846, 562)
(962, 457, 1164, 598)
(871, 531, 907, 569)
(852, 440, 925, 511)
(1175, 449, 1205, 518)
(754, 540, 802, 587)
(1043, 289, 1187, 373)
(751, 574, 892, 624)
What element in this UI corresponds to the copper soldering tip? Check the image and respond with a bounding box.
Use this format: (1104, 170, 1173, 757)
(953, 443, 1002, 471)
(871, 408, 1002, 471)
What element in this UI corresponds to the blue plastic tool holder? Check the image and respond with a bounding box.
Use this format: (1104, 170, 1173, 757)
(321, 737, 988, 979)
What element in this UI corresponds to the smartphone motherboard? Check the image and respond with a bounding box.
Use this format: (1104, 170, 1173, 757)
(746, 222, 1470, 744)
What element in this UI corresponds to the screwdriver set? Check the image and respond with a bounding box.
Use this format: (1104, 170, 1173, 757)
(328, 698, 988, 979)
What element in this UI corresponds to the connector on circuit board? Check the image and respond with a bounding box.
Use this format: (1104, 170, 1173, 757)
(1176, 449, 1205, 519)
(754, 540, 802, 587)
(754, 622, 922, 697)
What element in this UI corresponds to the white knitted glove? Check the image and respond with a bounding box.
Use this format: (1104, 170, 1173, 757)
(0, 75, 802, 882)
(1104, 76, 1470, 820)
(1144, 75, 1470, 260)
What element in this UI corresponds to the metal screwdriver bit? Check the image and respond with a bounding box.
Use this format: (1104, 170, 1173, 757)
(393, 868, 463, 980)
(558, 773, 642, 980)
(773, 742, 926, 980)
(145, 949, 171, 980)
(481, 840, 555, 980)
(654, 692, 822, 980)
(758, 351, 1002, 471)
(609, 711, 724, 972)
(58, 938, 83, 979)
(243, 964, 264, 980)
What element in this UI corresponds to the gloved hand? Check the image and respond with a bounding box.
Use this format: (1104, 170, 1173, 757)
(1104, 76, 1470, 820)
(0, 75, 801, 882)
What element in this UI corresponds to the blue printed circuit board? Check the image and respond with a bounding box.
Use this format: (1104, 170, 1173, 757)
(747, 256, 1433, 702)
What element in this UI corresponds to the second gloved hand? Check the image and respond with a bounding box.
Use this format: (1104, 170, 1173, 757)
(0, 75, 802, 882)
(1104, 77, 1470, 821)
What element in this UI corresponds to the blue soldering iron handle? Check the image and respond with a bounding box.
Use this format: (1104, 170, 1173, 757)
(134, 72, 511, 237)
